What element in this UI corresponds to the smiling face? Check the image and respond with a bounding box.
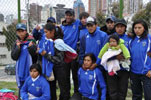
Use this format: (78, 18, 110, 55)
(65, 13, 74, 24)
(134, 23, 145, 36)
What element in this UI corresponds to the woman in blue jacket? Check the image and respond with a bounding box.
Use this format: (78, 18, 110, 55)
(129, 19, 151, 100)
(71, 53, 106, 100)
(21, 64, 50, 100)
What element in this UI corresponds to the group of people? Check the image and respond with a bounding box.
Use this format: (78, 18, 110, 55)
(11, 8, 151, 100)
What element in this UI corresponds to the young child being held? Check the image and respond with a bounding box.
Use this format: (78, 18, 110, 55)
(98, 34, 130, 76)
(20, 64, 50, 100)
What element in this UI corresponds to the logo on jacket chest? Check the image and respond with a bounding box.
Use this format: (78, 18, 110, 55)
(96, 40, 101, 45)
(142, 42, 146, 47)
(89, 75, 94, 80)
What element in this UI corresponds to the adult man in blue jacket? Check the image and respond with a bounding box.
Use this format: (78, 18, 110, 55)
(60, 9, 81, 99)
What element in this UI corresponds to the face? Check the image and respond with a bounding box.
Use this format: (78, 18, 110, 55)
(106, 20, 115, 30)
(86, 24, 97, 34)
(80, 17, 87, 26)
(16, 30, 27, 40)
(83, 56, 93, 69)
(134, 23, 145, 36)
(109, 38, 118, 47)
(44, 29, 55, 39)
(65, 13, 74, 24)
(115, 24, 126, 35)
(30, 68, 39, 79)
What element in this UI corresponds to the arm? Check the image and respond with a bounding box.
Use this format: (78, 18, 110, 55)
(44, 48, 65, 65)
(78, 35, 86, 66)
(98, 43, 109, 59)
(11, 43, 21, 61)
(20, 78, 29, 100)
(33, 79, 51, 100)
(96, 69, 106, 100)
(120, 44, 131, 59)
(32, 28, 44, 41)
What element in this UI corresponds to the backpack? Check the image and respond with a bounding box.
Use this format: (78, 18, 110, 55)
(0, 92, 18, 100)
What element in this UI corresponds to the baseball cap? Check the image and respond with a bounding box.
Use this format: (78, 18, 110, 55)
(65, 9, 75, 16)
(47, 17, 56, 23)
(86, 16, 96, 25)
(16, 23, 27, 31)
(106, 16, 116, 22)
(115, 18, 127, 27)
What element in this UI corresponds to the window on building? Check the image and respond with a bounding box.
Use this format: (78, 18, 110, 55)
(0, 55, 6, 59)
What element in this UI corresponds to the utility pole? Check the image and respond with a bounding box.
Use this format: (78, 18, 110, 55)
(18, 0, 21, 23)
(119, 0, 123, 18)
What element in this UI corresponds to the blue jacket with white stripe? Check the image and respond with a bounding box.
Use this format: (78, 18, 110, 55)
(78, 67, 106, 100)
(129, 35, 151, 74)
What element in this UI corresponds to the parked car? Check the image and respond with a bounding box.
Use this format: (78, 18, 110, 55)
(4, 64, 16, 75)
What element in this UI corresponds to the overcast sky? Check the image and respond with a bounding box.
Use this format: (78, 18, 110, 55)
(0, 0, 150, 18)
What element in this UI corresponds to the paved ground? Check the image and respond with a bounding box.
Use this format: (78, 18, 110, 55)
(0, 66, 16, 82)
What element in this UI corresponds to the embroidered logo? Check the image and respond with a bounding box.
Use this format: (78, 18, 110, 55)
(73, 25, 76, 29)
(96, 40, 101, 45)
(89, 75, 93, 80)
(36, 87, 41, 92)
(142, 42, 146, 47)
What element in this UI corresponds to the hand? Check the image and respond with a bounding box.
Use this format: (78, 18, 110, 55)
(147, 52, 151, 57)
(41, 50, 46, 56)
(90, 63, 97, 70)
(36, 25, 41, 30)
(116, 54, 124, 61)
(16, 41, 21, 48)
(146, 70, 151, 78)
(28, 41, 34, 47)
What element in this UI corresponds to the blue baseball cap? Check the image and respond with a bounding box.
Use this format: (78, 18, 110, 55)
(106, 16, 116, 22)
(16, 23, 27, 30)
(47, 17, 56, 23)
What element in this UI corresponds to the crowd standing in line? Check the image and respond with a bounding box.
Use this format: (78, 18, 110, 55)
(11, 8, 151, 100)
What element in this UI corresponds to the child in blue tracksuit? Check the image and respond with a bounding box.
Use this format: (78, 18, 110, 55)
(21, 64, 50, 100)
(71, 53, 106, 100)
(129, 19, 151, 100)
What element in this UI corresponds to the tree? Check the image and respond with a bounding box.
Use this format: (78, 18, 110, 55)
(2, 23, 17, 51)
(112, 2, 120, 18)
(96, 10, 106, 27)
(132, 1, 151, 27)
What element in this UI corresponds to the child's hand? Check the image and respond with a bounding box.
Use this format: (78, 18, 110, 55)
(146, 70, 151, 78)
(28, 41, 34, 47)
(41, 50, 46, 56)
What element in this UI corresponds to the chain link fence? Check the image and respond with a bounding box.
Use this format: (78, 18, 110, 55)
(0, 0, 88, 81)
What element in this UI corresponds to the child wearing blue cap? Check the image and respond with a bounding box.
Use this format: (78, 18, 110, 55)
(11, 23, 37, 99)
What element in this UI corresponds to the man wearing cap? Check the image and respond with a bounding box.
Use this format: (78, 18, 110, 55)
(60, 8, 81, 99)
(79, 16, 107, 66)
(11, 23, 37, 99)
(100, 15, 116, 35)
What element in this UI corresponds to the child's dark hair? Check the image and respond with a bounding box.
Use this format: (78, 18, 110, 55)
(84, 53, 96, 64)
(30, 64, 42, 75)
(44, 23, 64, 39)
(108, 34, 120, 44)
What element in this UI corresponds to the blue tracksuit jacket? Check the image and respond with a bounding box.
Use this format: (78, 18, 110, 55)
(78, 68, 106, 100)
(21, 75, 50, 100)
(61, 19, 80, 50)
(129, 35, 151, 74)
